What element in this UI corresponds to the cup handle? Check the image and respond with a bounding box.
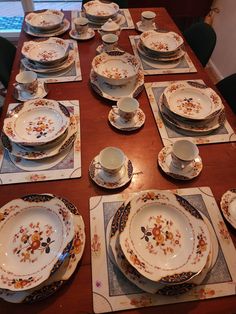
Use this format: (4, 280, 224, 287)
(13, 83, 22, 91)
(94, 162, 102, 170)
(112, 106, 119, 115)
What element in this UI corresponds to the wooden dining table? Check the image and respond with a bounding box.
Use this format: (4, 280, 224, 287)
(0, 7, 236, 314)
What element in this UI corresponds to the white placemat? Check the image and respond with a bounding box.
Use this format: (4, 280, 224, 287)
(90, 186, 236, 313)
(0, 100, 81, 184)
(71, 9, 135, 30)
(129, 35, 197, 75)
(145, 80, 236, 146)
(21, 40, 82, 83)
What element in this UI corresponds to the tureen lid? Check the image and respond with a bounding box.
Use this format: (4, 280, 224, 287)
(101, 18, 120, 31)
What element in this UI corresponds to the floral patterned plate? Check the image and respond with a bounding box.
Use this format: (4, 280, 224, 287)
(89, 155, 133, 189)
(119, 190, 211, 284)
(25, 10, 64, 31)
(90, 69, 144, 101)
(24, 19, 70, 38)
(3, 99, 70, 147)
(108, 107, 145, 131)
(69, 28, 95, 40)
(2, 115, 77, 160)
(22, 37, 69, 65)
(158, 145, 203, 180)
(220, 189, 236, 229)
(0, 194, 85, 303)
(0, 194, 75, 291)
(163, 81, 224, 121)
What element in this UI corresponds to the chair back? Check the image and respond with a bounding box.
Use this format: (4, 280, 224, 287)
(0, 36, 16, 88)
(216, 74, 236, 114)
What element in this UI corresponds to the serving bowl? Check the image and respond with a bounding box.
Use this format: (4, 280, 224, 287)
(25, 10, 64, 32)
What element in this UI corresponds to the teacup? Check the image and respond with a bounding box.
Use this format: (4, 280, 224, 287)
(99, 146, 125, 176)
(101, 34, 118, 52)
(15, 71, 38, 95)
(74, 17, 89, 35)
(141, 11, 156, 29)
(116, 97, 139, 122)
(171, 140, 199, 169)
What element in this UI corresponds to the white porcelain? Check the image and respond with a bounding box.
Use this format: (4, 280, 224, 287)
(101, 33, 119, 52)
(3, 99, 70, 146)
(13, 80, 48, 102)
(74, 17, 89, 34)
(136, 20, 156, 33)
(92, 51, 140, 86)
(0, 195, 85, 303)
(89, 154, 133, 189)
(90, 69, 144, 101)
(24, 18, 70, 38)
(21, 50, 75, 74)
(88, 13, 125, 27)
(142, 55, 181, 69)
(69, 28, 95, 40)
(163, 81, 224, 121)
(96, 44, 122, 54)
(2, 115, 77, 160)
(15, 71, 38, 95)
(84, 1, 119, 22)
(98, 146, 125, 176)
(116, 97, 139, 122)
(0, 194, 74, 291)
(25, 10, 64, 31)
(140, 30, 184, 54)
(220, 189, 236, 229)
(158, 145, 203, 180)
(99, 18, 120, 36)
(108, 107, 145, 131)
(141, 11, 156, 29)
(171, 139, 199, 169)
(22, 37, 69, 65)
(119, 190, 210, 283)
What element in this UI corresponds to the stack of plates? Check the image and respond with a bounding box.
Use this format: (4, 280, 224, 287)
(24, 10, 70, 37)
(83, 0, 119, 25)
(159, 81, 225, 135)
(0, 194, 85, 303)
(90, 50, 144, 100)
(2, 98, 78, 164)
(108, 190, 217, 295)
(137, 30, 185, 66)
(21, 37, 75, 75)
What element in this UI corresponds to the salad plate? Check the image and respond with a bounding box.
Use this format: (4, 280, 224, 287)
(89, 155, 133, 189)
(220, 189, 236, 229)
(24, 19, 70, 38)
(119, 190, 210, 283)
(0, 195, 85, 303)
(141, 55, 181, 69)
(3, 99, 70, 146)
(0, 194, 74, 291)
(13, 80, 48, 101)
(25, 10, 64, 31)
(69, 28, 95, 40)
(90, 69, 144, 101)
(108, 107, 145, 131)
(2, 115, 77, 160)
(163, 81, 224, 121)
(158, 145, 203, 180)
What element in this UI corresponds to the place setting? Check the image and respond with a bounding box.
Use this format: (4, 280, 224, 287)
(24, 9, 70, 38)
(90, 50, 144, 101)
(0, 193, 85, 303)
(0, 99, 81, 185)
(89, 146, 133, 189)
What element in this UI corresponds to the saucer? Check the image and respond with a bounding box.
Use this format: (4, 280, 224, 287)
(89, 155, 133, 189)
(108, 107, 145, 131)
(136, 21, 156, 32)
(220, 189, 236, 229)
(158, 145, 203, 180)
(69, 28, 95, 40)
(13, 80, 48, 101)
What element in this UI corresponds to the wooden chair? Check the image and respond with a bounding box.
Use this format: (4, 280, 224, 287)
(216, 74, 236, 114)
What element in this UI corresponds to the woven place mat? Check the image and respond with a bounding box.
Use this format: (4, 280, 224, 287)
(129, 35, 197, 75)
(0, 100, 81, 184)
(21, 40, 82, 83)
(145, 80, 236, 146)
(90, 186, 236, 313)
(71, 9, 135, 30)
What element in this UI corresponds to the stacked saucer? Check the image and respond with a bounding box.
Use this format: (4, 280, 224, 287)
(90, 50, 144, 101)
(2, 98, 78, 167)
(107, 190, 217, 295)
(137, 30, 185, 66)
(0, 194, 85, 303)
(24, 10, 70, 37)
(159, 81, 225, 135)
(21, 37, 75, 75)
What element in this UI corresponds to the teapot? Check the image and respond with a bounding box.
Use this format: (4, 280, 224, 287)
(98, 18, 120, 37)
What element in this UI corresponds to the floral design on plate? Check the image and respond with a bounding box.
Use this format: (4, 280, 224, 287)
(220, 189, 236, 229)
(89, 155, 133, 189)
(24, 19, 70, 38)
(158, 145, 203, 180)
(108, 107, 145, 131)
(69, 28, 95, 40)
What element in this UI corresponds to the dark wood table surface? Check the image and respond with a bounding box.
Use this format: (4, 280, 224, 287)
(0, 7, 236, 314)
